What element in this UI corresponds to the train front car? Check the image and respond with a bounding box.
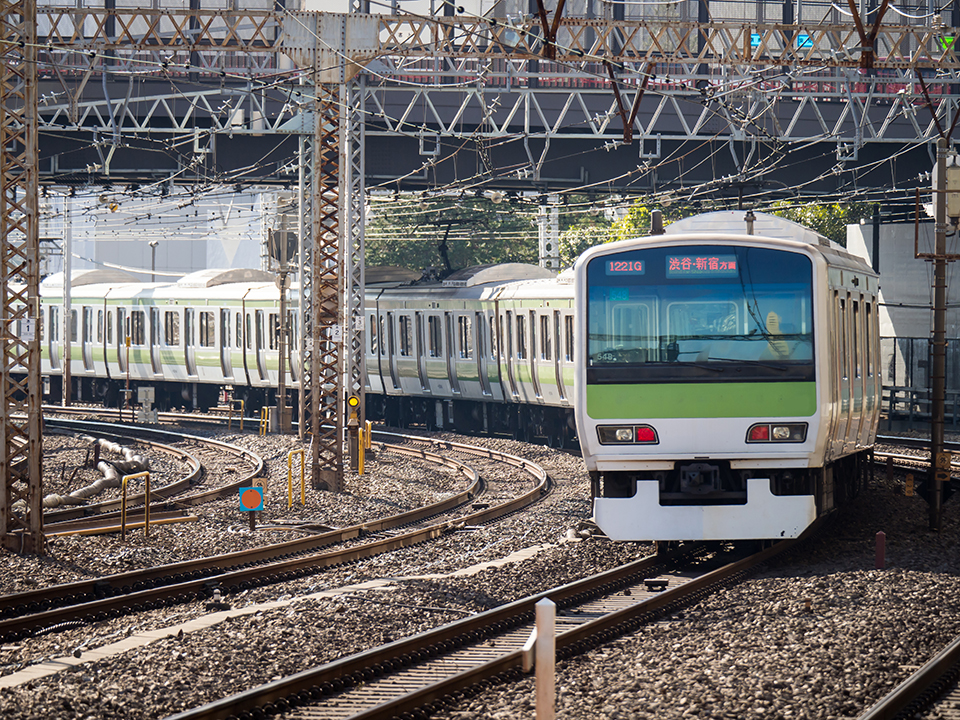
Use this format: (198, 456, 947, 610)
(574, 211, 879, 542)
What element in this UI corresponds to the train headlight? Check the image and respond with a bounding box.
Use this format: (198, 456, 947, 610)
(746, 423, 808, 443)
(597, 425, 659, 444)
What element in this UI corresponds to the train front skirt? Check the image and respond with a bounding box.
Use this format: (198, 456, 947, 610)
(593, 478, 817, 541)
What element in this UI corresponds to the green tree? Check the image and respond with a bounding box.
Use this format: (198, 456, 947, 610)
(366, 195, 538, 274)
(769, 200, 876, 247)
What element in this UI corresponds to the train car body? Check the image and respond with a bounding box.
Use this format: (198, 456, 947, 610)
(574, 211, 881, 542)
(364, 264, 578, 445)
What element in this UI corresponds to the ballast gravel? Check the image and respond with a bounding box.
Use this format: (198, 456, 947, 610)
(0, 424, 957, 720)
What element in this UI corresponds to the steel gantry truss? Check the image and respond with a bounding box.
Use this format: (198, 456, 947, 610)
(1, 0, 42, 553)
(4, 1, 960, 550)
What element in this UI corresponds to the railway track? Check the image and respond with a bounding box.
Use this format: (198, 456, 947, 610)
(164, 525, 824, 720)
(0, 432, 550, 645)
(859, 629, 960, 720)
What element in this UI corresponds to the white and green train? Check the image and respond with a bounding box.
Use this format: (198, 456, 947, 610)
(28, 210, 880, 542)
(575, 211, 880, 541)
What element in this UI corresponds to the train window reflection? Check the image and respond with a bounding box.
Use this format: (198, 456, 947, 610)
(587, 245, 813, 370)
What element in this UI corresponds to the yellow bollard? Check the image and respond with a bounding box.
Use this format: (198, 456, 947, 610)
(259, 407, 270, 436)
(288, 449, 305, 508)
(121, 471, 152, 540)
(364, 420, 372, 450)
(358, 427, 365, 476)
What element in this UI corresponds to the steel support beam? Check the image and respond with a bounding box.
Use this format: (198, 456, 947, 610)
(1, 0, 43, 554)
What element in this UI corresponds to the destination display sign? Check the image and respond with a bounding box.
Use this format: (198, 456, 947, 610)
(666, 254, 739, 278)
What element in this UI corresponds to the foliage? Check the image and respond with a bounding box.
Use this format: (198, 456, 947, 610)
(558, 225, 612, 268)
(365, 195, 539, 274)
(768, 200, 876, 247)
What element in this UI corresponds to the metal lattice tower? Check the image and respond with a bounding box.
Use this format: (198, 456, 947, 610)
(0, 0, 42, 554)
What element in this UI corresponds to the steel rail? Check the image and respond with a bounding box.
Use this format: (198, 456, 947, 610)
(0, 438, 548, 643)
(858, 633, 960, 720)
(166, 528, 823, 720)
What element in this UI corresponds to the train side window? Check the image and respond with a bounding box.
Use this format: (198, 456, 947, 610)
(97, 310, 103, 343)
(540, 314, 551, 360)
(199, 311, 215, 348)
(130, 310, 145, 346)
(458, 315, 473, 359)
(235, 314, 242, 349)
(82, 307, 92, 344)
(105, 309, 112, 344)
(866, 302, 874, 377)
(50, 306, 59, 342)
(839, 296, 848, 380)
(255, 311, 264, 351)
(564, 315, 574, 362)
(491, 316, 498, 360)
(399, 315, 412, 356)
(268, 312, 279, 350)
(164, 311, 180, 346)
(427, 315, 441, 357)
(369, 313, 378, 355)
(245, 314, 253, 350)
(379, 315, 387, 356)
(516, 314, 526, 360)
(220, 310, 230, 347)
(852, 300, 861, 378)
(70, 310, 78, 343)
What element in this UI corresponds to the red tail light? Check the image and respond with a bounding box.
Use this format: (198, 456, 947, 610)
(749, 424, 770, 441)
(636, 426, 657, 443)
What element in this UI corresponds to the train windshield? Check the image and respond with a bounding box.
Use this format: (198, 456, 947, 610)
(585, 244, 814, 382)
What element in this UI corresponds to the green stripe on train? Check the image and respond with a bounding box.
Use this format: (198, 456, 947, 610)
(586, 382, 817, 419)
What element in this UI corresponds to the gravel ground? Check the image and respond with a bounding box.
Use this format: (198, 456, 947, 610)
(1, 427, 958, 719)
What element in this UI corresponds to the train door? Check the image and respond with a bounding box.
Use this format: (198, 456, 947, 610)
(863, 301, 880, 442)
(849, 297, 865, 448)
(82, 306, 94, 371)
(49, 306, 61, 370)
(117, 308, 128, 373)
(553, 310, 566, 402)
(476, 311, 492, 396)
(149, 307, 162, 374)
(529, 310, 542, 399)
(184, 308, 197, 377)
(386, 311, 400, 390)
(415, 312, 428, 391)
(220, 309, 233, 379)
(445, 312, 461, 395)
(836, 294, 851, 453)
(255, 309, 267, 381)
(504, 310, 519, 398)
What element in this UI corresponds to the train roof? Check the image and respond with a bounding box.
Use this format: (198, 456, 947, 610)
(176, 268, 276, 288)
(441, 263, 556, 288)
(41, 268, 141, 289)
(666, 211, 837, 249)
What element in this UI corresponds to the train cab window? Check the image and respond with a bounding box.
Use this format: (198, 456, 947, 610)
(564, 315, 574, 362)
(164, 311, 180, 346)
(399, 315, 412, 356)
(516, 314, 527, 360)
(199, 311, 215, 348)
(852, 300, 861, 378)
(130, 310, 146, 346)
(458, 316, 473, 359)
(70, 310, 78, 343)
(369, 314, 378, 355)
(540, 314, 551, 360)
(427, 315, 441, 357)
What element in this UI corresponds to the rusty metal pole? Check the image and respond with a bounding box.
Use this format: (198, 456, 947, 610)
(930, 137, 947, 532)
